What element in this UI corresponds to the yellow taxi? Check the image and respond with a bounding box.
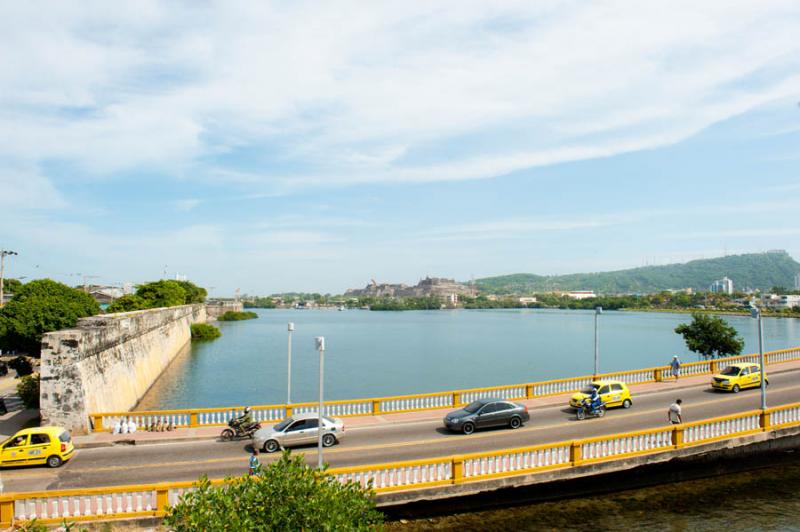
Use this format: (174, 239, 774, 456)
(711, 362, 768, 393)
(569, 380, 633, 409)
(1, 426, 74, 468)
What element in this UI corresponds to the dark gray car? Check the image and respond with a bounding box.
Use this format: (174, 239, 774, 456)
(443, 398, 530, 434)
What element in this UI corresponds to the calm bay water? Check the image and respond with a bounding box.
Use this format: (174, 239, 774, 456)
(137, 309, 800, 410)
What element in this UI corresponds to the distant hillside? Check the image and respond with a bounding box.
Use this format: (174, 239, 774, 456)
(475, 251, 800, 295)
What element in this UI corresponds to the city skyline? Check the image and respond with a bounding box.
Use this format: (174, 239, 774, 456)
(2, 2, 800, 294)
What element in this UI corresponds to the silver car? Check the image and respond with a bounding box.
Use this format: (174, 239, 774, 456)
(253, 413, 345, 453)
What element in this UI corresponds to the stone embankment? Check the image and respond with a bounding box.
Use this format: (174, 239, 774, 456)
(205, 300, 244, 319)
(40, 304, 206, 433)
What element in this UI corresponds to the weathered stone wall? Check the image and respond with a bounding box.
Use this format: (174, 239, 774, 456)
(40, 304, 206, 434)
(205, 301, 244, 319)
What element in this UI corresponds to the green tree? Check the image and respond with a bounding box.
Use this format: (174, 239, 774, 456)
(674, 313, 745, 359)
(165, 451, 383, 531)
(106, 294, 148, 313)
(0, 279, 100, 356)
(2, 278, 22, 294)
(135, 280, 187, 308)
(17, 374, 40, 408)
(176, 281, 207, 304)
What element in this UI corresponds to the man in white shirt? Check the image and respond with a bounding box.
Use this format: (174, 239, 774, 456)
(668, 399, 683, 424)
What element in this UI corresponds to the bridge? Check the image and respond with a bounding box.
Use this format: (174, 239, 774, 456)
(1, 347, 799, 527)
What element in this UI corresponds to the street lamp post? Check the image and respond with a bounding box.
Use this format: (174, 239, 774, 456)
(0, 250, 19, 308)
(594, 306, 603, 376)
(287, 323, 295, 405)
(750, 305, 767, 411)
(315, 336, 326, 469)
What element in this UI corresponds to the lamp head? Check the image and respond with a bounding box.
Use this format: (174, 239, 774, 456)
(595, 306, 603, 315)
(315, 336, 325, 351)
(750, 307, 760, 319)
(288, 322, 295, 332)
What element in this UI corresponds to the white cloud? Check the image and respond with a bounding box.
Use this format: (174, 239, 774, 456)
(1, 1, 799, 189)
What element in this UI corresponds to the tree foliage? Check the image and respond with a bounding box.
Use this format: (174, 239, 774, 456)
(106, 280, 207, 313)
(164, 451, 383, 531)
(0, 279, 100, 356)
(674, 313, 745, 358)
(217, 311, 258, 321)
(191, 323, 221, 340)
(17, 374, 40, 409)
(2, 278, 22, 294)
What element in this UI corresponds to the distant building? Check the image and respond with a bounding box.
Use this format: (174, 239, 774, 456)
(87, 285, 125, 305)
(344, 277, 472, 299)
(519, 297, 538, 305)
(565, 291, 596, 300)
(762, 294, 800, 310)
(709, 277, 734, 295)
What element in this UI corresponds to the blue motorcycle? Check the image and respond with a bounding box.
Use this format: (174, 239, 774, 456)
(576, 397, 606, 420)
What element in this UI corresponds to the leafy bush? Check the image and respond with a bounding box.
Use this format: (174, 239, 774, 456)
(176, 281, 207, 304)
(106, 280, 208, 313)
(0, 361, 7, 376)
(217, 311, 258, 321)
(165, 451, 383, 531)
(106, 294, 148, 313)
(17, 374, 40, 408)
(0, 279, 100, 356)
(675, 313, 745, 358)
(191, 323, 221, 340)
(8, 355, 33, 377)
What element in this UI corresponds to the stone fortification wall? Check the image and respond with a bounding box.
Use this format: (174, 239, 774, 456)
(40, 304, 206, 434)
(206, 300, 244, 319)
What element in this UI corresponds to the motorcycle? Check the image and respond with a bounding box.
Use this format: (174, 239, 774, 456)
(220, 418, 262, 441)
(576, 398, 606, 420)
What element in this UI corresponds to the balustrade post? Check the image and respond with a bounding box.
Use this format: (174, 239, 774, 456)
(91, 415, 105, 432)
(189, 412, 199, 428)
(156, 488, 169, 516)
(526, 384, 534, 399)
(569, 441, 582, 465)
(672, 426, 684, 448)
(452, 458, 464, 484)
(654, 369, 662, 382)
(0, 498, 14, 528)
(453, 392, 461, 407)
(760, 411, 770, 431)
(285, 406, 293, 417)
(710, 361, 717, 374)
(372, 400, 381, 415)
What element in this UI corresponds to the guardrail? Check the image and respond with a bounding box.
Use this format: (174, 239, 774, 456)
(89, 346, 800, 432)
(6, 401, 800, 528)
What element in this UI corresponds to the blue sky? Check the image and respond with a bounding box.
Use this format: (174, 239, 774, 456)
(1, 1, 799, 295)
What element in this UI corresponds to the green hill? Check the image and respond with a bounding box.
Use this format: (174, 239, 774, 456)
(475, 251, 800, 295)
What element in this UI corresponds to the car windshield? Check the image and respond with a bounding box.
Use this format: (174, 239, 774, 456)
(323, 416, 336, 426)
(463, 401, 484, 413)
(720, 366, 740, 376)
(580, 385, 598, 394)
(273, 418, 294, 432)
(58, 431, 71, 443)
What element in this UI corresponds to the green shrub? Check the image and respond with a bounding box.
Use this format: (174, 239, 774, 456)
(17, 374, 40, 409)
(9, 355, 33, 377)
(106, 294, 148, 313)
(217, 311, 258, 321)
(191, 323, 221, 340)
(165, 451, 383, 531)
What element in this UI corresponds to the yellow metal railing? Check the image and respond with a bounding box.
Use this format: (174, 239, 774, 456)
(7, 402, 800, 525)
(89, 346, 800, 432)
(4, 401, 800, 528)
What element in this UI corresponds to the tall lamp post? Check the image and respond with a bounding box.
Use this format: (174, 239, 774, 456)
(315, 336, 326, 469)
(287, 322, 295, 405)
(750, 305, 767, 411)
(0, 249, 19, 308)
(594, 306, 603, 376)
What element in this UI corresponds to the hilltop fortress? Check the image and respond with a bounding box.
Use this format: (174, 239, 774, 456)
(345, 277, 474, 298)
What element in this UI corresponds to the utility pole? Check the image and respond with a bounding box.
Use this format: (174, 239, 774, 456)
(0, 250, 19, 307)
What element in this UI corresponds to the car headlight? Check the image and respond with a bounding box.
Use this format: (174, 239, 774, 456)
(721, 380, 729, 385)
(449, 418, 459, 424)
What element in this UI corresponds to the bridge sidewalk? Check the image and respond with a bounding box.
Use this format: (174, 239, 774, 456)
(72, 359, 800, 449)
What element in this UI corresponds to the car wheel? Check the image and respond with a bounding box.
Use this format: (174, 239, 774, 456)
(732, 384, 740, 393)
(220, 428, 234, 441)
(47, 455, 63, 468)
(597, 406, 606, 418)
(622, 399, 632, 409)
(509, 416, 522, 429)
(264, 440, 280, 453)
(322, 434, 336, 447)
(462, 422, 475, 435)
(576, 409, 586, 421)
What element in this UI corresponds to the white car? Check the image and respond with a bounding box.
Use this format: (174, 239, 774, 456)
(253, 413, 345, 453)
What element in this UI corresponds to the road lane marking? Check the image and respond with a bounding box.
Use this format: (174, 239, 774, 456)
(7, 386, 799, 483)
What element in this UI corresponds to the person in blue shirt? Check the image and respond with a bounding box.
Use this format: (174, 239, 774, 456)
(590, 387, 602, 412)
(249, 448, 260, 476)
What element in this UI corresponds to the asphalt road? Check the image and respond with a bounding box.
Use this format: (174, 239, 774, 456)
(4, 371, 799, 493)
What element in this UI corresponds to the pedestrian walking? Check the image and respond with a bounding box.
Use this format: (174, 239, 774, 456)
(249, 448, 261, 476)
(668, 399, 683, 424)
(671, 355, 681, 380)
(0, 396, 7, 415)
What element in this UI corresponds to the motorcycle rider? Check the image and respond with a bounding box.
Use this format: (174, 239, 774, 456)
(589, 387, 602, 414)
(231, 407, 256, 433)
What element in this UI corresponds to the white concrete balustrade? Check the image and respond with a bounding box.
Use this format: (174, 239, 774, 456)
(462, 444, 571, 479)
(581, 430, 672, 461)
(771, 405, 800, 427)
(336, 462, 452, 490)
(294, 402, 373, 417)
(682, 414, 761, 444)
(14, 491, 155, 521)
(380, 394, 453, 413)
(460, 387, 527, 404)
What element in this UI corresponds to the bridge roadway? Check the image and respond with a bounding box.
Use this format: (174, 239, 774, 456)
(4, 369, 800, 493)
